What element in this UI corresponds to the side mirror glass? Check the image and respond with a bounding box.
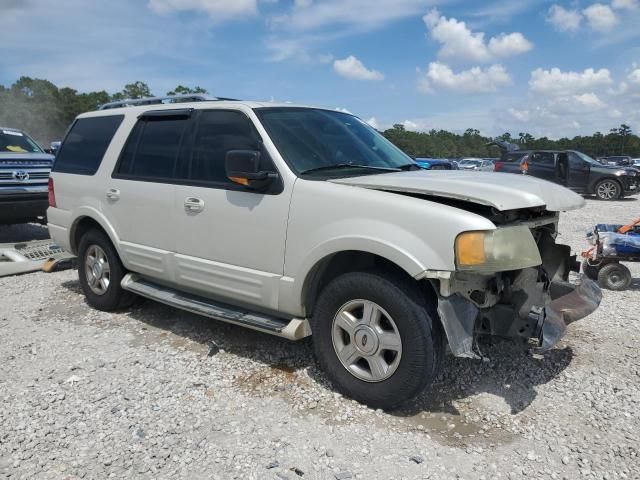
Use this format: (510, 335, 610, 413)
(225, 150, 277, 190)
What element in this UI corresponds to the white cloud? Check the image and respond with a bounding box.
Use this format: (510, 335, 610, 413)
(275, 0, 432, 31)
(612, 0, 639, 10)
(529, 67, 613, 96)
(294, 0, 313, 7)
(628, 68, 640, 84)
(366, 117, 380, 130)
(546, 5, 582, 32)
(571, 92, 607, 110)
(423, 9, 532, 63)
(487, 33, 534, 57)
(419, 62, 512, 93)
(333, 55, 384, 81)
(148, 0, 257, 20)
(508, 108, 531, 122)
(582, 3, 619, 32)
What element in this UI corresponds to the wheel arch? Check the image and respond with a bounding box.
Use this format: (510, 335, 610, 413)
(69, 209, 121, 257)
(300, 249, 438, 319)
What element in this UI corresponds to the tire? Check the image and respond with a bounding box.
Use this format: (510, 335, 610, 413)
(311, 270, 443, 410)
(77, 229, 136, 311)
(597, 262, 632, 291)
(595, 179, 621, 201)
(581, 259, 599, 281)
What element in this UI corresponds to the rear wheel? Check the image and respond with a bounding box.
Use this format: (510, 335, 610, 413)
(595, 179, 621, 201)
(311, 270, 443, 409)
(78, 229, 136, 311)
(597, 262, 632, 291)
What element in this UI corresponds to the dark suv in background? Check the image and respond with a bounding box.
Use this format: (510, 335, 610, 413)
(495, 149, 639, 200)
(0, 128, 54, 224)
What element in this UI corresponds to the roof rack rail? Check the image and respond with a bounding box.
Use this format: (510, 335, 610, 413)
(98, 94, 239, 110)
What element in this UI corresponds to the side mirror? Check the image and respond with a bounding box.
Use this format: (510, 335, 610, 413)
(225, 150, 278, 190)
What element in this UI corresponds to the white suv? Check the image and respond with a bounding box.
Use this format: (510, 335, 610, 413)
(48, 95, 601, 408)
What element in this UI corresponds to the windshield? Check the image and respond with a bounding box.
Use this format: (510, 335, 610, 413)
(255, 108, 413, 176)
(0, 130, 43, 153)
(572, 150, 603, 166)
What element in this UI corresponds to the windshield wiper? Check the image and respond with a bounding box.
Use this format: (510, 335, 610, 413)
(300, 163, 402, 175)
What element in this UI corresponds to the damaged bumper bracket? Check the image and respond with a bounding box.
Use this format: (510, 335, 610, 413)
(534, 278, 602, 352)
(436, 277, 602, 358)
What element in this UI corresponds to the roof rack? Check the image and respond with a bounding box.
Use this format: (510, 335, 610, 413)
(98, 94, 239, 110)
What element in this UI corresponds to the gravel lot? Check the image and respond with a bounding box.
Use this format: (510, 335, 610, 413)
(1, 198, 639, 480)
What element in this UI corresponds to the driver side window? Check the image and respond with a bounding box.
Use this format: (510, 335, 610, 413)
(187, 110, 263, 185)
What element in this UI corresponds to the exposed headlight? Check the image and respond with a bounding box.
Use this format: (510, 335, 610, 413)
(615, 170, 627, 176)
(455, 226, 542, 272)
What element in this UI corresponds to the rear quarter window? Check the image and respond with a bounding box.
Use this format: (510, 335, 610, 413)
(53, 115, 124, 175)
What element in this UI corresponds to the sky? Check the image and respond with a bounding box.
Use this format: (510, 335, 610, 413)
(1, 0, 640, 138)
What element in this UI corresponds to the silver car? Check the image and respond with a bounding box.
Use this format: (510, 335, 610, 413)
(458, 158, 495, 172)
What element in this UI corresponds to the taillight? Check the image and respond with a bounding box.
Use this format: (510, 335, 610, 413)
(494, 162, 503, 171)
(48, 177, 56, 208)
(521, 155, 529, 174)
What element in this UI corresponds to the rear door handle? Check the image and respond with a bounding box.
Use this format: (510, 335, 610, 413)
(184, 197, 205, 213)
(106, 188, 120, 200)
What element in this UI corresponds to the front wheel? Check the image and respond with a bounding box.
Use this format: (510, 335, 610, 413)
(595, 179, 622, 200)
(311, 270, 443, 409)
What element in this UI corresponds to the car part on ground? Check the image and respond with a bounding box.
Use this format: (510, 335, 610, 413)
(581, 221, 639, 290)
(47, 97, 602, 408)
(0, 239, 74, 277)
(0, 128, 54, 225)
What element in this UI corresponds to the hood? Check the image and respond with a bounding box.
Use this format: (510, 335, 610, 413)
(0, 152, 54, 165)
(329, 170, 585, 212)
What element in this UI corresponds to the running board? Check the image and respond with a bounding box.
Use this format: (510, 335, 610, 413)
(121, 274, 311, 341)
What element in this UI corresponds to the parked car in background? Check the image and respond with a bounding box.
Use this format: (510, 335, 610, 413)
(458, 158, 494, 172)
(605, 156, 633, 167)
(494, 148, 639, 201)
(47, 95, 600, 408)
(414, 158, 458, 170)
(633, 158, 640, 168)
(0, 127, 54, 225)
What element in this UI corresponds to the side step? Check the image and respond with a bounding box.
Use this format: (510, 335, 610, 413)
(121, 274, 311, 340)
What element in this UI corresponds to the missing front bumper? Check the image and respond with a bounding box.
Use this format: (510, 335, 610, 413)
(436, 276, 602, 358)
(533, 278, 602, 351)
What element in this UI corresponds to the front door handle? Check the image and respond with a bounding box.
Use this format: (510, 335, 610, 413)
(184, 197, 205, 213)
(106, 188, 120, 200)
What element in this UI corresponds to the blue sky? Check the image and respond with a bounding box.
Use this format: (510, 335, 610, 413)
(1, 0, 640, 138)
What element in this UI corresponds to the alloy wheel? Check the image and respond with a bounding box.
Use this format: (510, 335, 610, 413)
(331, 299, 402, 382)
(84, 244, 111, 295)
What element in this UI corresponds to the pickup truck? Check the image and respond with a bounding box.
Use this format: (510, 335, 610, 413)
(0, 128, 54, 225)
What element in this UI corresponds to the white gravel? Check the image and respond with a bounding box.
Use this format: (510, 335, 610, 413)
(0, 199, 639, 480)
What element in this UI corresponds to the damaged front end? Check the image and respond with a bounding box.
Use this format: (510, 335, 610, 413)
(431, 218, 602, 358)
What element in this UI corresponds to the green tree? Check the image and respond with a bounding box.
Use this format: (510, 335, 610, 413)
(111, 81, 153, 100)
(166, 85, 208, 96)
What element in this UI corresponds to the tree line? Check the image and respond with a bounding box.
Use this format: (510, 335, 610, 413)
(0, 76, 638, 158)
(0, 77, 206, 145)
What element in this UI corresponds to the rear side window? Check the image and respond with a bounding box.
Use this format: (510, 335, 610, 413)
(116, 116, 189, 180)
(53, 115, 124, 175)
